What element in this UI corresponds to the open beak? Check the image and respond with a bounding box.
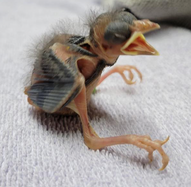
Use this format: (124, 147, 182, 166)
(121, 20, 160, 56)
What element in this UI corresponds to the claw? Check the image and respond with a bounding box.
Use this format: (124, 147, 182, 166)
(115, 65, 142, 85)
(98, 65, 142, 86)
(131, 135, 169, 170)
(129, 65, 142, 81)
(162, 136, 170, 145)
(159, 153, 169, 171)
(124, 67, 134, 81)
(151, 137, 170, 171)
(156, 136, 170, 171)
(154, 136, 170, 145)
(120, 72, 136, 85)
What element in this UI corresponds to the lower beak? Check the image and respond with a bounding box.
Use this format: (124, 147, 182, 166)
(121, 32, 159, 55)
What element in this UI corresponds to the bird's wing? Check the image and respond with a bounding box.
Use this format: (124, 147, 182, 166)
(26, 44, 84, 113)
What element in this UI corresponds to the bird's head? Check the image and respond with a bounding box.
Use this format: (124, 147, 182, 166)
(89, 9, 160, 64)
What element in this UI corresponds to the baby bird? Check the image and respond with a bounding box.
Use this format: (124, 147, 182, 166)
(24, 9, 169, 170)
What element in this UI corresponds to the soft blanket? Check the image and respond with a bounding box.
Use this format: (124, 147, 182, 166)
(0, 0, 191, 186)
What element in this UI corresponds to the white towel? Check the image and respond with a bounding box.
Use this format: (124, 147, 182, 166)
(0, 0, 191, 186)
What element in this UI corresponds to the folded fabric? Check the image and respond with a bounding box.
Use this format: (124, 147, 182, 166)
(102, 0, 191, 29)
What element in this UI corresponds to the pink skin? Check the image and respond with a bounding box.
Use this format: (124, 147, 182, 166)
(73, 20, 169, 171)
(97, 65, 142, 86)
(74, 83, 169, 171)
(25, 18, 169, 170)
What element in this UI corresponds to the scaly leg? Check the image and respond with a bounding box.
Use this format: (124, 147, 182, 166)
(74, 85, 169, 171)
(98, 65, 142, 86)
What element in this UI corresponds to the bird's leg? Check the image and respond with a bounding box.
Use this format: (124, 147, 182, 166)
(74, 85, 169, 170)
(74, 85, 99, 138)
(97, 65, 142, 86)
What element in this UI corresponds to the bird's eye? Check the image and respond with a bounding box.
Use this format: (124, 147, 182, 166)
(104, 21, 131, 44)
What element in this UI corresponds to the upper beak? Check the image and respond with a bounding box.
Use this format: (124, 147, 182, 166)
(121, 20, 160, 56)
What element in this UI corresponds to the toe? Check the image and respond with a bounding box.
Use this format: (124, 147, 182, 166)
(154, 136, 170, 146)
(159, 154, 169, 171)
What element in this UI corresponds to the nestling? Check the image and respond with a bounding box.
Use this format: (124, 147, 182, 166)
(24, 9, 169, 170)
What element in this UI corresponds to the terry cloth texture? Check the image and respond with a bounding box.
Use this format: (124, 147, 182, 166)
(0, 0, 191, 187)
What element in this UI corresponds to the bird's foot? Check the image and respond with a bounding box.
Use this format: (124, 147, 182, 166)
(114, 65, 142, 85)
(83, 133, 169, 171)
(97, 65, 142, 86)
(129, 135, 170, 171)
